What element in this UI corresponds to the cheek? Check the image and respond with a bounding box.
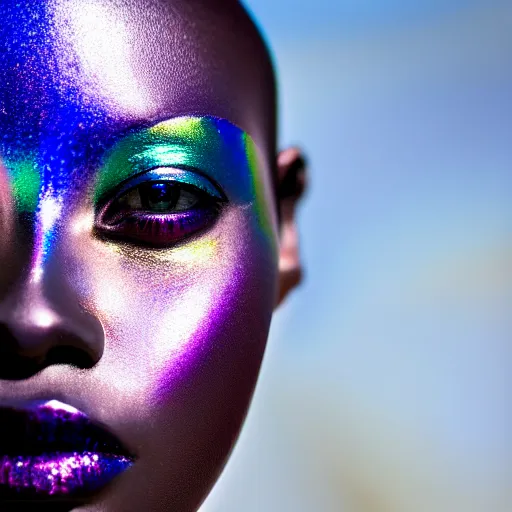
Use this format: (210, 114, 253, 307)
(66, 206, 277, 411)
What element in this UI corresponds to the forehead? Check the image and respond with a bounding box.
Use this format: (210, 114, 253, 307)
(0, 0, 275, 158)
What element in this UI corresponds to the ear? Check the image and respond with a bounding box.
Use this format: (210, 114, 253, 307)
(276, 147, 307, 307)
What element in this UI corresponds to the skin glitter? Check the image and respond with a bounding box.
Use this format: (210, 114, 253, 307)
(0, 453, 132, 496)
(94, 116, 277, 249)
(0, 1, 284, 510)
(0, 401, 134, 497)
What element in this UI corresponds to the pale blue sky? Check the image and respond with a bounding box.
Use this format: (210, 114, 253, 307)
(244, 0, 490, 39)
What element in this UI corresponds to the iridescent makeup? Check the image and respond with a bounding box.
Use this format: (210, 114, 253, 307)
(6, 157, 41, 214)
(0, 401, 133, 499)
(0, 113, 278, 503)
(1, 115, 276, 277)
(0, 1, 281, 510)
(94, 116, 276, 249)
(88, 115, 278, 389)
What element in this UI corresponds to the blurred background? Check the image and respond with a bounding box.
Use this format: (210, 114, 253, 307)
(201, 1, 511, 511)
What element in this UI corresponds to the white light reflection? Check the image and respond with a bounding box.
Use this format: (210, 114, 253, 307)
(39, 195, 62, 233)
(71, 211, 94, 235)
(30, 193, 62, 284)
(31, 308, 58, 329)
(56, 0, 152, 115)
(44, 400, 80, 414)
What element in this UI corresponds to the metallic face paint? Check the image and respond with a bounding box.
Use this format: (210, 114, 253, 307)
(0, 453, 131, 495)
(95, 116, 276, 248)
(0, 1, 278, 510)
(0, 400, 133, 498)
(96, 117, 251, 203)
(96, 168, 223, 247)
(6, 157, 41, 213)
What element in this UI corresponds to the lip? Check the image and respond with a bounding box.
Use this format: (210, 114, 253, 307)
(0, 400, 134, 503)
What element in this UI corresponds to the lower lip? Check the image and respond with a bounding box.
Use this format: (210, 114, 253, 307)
(0, 451, 132, 497)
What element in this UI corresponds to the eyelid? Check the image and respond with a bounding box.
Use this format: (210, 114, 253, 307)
(105, 167, 226, 203)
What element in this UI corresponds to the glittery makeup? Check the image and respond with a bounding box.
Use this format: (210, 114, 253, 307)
(94, 116, 276, 249)
(0, 400, 134, 499)
(4, 156, 41, 214)
(96, 167, 223, 247)
(0, 1, 282, 510)
(0, 453, 131, 496)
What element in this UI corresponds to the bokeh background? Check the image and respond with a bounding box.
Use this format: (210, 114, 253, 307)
(201, 1, 511, 511)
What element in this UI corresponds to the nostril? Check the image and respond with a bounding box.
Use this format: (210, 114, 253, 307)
(46, 344, 97, 369)
(0, 277, 105, 381)
(0, 343, 97, 381)
(0, 353, 43, 380)
(0, 321, 101, 381)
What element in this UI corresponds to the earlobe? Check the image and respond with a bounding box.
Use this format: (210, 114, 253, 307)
(276, 147, 307, 307)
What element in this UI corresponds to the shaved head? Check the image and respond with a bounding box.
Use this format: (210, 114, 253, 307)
(0, 1, 306, 511)
(1, 0, 277, 160)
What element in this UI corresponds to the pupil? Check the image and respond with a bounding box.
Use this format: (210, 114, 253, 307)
(144, 182, 178, 211)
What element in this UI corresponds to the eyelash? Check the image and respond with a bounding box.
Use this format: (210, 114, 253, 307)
(94, 172, 224, 248)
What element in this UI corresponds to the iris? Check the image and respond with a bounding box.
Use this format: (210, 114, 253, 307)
(141, 182, 179, 212)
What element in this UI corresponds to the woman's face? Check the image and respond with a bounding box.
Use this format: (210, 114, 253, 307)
(0, 1, 300, 510)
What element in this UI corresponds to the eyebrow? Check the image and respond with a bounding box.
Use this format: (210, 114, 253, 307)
(94, 116, 263, 206)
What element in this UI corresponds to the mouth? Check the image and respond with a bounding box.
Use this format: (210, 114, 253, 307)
(0, 400, 134, 503)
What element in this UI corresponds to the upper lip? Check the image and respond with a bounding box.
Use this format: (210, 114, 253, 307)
(0, 399, 133, 459)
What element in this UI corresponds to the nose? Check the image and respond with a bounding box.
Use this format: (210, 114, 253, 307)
(0, 277, 105, 380)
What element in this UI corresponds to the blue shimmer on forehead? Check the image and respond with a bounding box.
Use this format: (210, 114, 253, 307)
(0, 0, 112, 182)
(0, 0, 117, 280)
(0, 2, 278, 277)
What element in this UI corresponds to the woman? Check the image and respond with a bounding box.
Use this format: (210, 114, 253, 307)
(0, 0, 306, 510)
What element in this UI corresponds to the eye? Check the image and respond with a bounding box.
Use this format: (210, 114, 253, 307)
(119, 182, 199, 213)
(95, 172, 224, 248)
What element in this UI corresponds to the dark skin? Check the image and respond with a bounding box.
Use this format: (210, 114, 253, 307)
(0, 0, 305, 510)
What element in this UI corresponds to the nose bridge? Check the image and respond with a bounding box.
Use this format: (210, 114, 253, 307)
(0, 220, 105, 377)
(0, 75, 107, 374)
(38, 240, 103, 343)
(0, 277, 68, 346)
(0, 0, 110, 378)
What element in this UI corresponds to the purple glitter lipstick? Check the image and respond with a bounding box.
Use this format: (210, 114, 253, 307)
(0, 400, 134, 501)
